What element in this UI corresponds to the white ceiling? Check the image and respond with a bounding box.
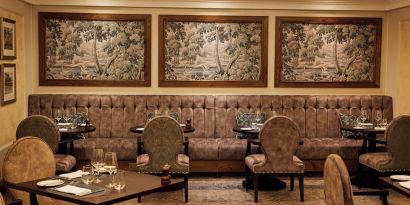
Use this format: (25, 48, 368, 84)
(20, 0, 410, 11)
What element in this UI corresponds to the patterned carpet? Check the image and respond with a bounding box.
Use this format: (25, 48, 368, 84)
(116, 176, 410, 205)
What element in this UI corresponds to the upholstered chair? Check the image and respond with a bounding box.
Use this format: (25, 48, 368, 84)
(324, 154, 389, 205)
(2, 137, 73, 205)
(358, 115, 410, 186)
(135, 116, 189, 202)
(245, 116, 304, 202)
(16, 115, 76, 172)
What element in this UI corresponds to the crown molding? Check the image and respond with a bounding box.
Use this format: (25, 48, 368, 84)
(20, 0, 410, 11)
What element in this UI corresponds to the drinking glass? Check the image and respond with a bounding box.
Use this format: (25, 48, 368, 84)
(360, 110, 368, 123)
(112, 170, 126, 191)
(91, 149, 104, 183)
(62, 110, 71, 123)
(54, 109, 63, 124)
(375, 110, 382, 127)
(381, 119, 388, 128)
(81, 165, 94, 185)
(104, 152, 118, 188)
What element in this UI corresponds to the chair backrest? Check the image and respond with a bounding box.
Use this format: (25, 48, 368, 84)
(2, 137, 56, 205)
(385, 115, 410, 169)
(141, 116, 185, 173)
(324, 154, 354, 205)
(257, 116, 300, 171)
(16, 115, 60, 153)
(0, 194, 5, 205)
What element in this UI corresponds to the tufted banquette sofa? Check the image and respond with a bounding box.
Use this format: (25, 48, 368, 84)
(28, 95, 393, 172)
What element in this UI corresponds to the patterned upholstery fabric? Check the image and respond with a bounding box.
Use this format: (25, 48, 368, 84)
(359, 115, 410, 172)
(16, 115, 60, 152)
(16, 115, 76, 172)
(28, 95, 393, 162)
(245, 116, 304, 174)
(296, 138, 364, 160)
(55, 154, 76, 172)
(324, 154, 354, 205)
(218, 138, 247, 160)
(136, 116, 189, 174)
(2, 137, 73, 205)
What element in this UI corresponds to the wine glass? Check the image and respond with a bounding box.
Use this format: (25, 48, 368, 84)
(360, 110, 368, 124)
(375, 110, 382, 127)
(62, 109, 71, 123)
(91, 149, 104, 183)
(104, 152, 118, 188)
(54, 109, 63, 124)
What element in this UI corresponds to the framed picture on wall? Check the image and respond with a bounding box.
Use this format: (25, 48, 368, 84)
(275, 17, 382, 88)
(0, 18, 16, 60)
(38, 12, 151, 87)
(158, 15, 268, 87)
(1, 64, 16, 105)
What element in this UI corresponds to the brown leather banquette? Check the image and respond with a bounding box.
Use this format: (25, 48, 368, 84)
(28, 95, 393, 172)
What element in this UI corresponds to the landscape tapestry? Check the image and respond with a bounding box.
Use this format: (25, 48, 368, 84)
(275, 17, 382, 88)
(159, 15, 268, 87)
(39, 13, 151, 86)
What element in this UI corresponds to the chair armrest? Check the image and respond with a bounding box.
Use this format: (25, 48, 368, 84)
(353, 189, 389, 196)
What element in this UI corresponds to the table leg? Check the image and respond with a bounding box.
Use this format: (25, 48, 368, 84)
(57, 143, 68, 154)
(70, 140, 75, 156)
(29, 193, 38, 205)
(367, 133, 377, 152)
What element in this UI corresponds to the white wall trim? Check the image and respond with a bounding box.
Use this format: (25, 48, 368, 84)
(20, 0, 410, 11)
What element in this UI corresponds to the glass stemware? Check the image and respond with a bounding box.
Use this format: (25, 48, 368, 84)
(375, 110, 382, 127)
(91, 149, 104, 183)
(104, 152, 118, 188)
(54, 109, 63, 124)
(81, 165, 94, 185)
(360, 110, 368, 123)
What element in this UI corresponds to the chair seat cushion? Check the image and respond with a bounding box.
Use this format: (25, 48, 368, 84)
(245, 154, 304, 173)
(296, 138, 364, 160)
(188, 138, 219, 160)
(217, 138, 247, 160)
(136, 154, 149, 166)
(359, 152, 392, 172)
(177, 154, 189, 166)
(74, 138, 138, 160)
(54, 154, 76, 172)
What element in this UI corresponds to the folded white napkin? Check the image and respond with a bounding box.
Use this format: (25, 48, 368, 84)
(58, 123, 71, 126)
(136, 128, 144, 131)
(59, 128, 68, 131)
(374, 127, 386, 130)
(359, 122, 373, 126)
(55, 185, 92, 196)
(59, 170, 83, 179)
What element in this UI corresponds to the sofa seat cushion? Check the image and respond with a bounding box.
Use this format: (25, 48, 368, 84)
(296, 138, 363, 160)
(359, 152, 392, 172)
(74, 138, 138, 160)
(188, 138, 219, 160)
(217, 138, 247, 160)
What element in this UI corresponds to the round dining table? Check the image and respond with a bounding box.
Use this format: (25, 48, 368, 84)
(59, 125, 96, 155)
(340, 125, 386, 154)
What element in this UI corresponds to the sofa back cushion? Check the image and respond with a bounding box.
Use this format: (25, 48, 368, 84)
(28, 95, 392, 139)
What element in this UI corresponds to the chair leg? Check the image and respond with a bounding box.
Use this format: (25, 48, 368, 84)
(254, 173, 259, 202)
(298, 173, 304, 202)
(138, 196, 141, 203)
(380, 195, 389, 205)
(184, 174, 189, 203)
(245, 166, 250, 191)
(290, 174, 294, 191)
(357, 163, 363, 189)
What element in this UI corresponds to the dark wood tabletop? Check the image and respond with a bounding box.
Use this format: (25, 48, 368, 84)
(129, 125, 195, 134)
(232, 127, 260, 136)
(0, 171, 184, 205)
(340, 125, 386, 134)
(60, 125, 96, 136)
(379, 177, 410, 198)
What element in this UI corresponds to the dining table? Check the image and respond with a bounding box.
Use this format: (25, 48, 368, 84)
(58, 125, 96, 156)
(129, 124, 195, 156)
(340, 125, 386, 154)
(379, 176, 410, 198)
(0, 171, 184, 205)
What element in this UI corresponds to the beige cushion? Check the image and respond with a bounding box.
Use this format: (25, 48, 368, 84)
(55, 154, 76, 172)
(359, 152, 392, 172)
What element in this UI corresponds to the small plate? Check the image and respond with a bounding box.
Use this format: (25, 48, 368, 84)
(390, 175, 410, 181)
(399, 181, 410, 189)
(240, 127, 252, 131)
(353, 126, 364, 129)
(180, 124, 186, 127)
(37, 179, 65, 187)
(135, 128, 144, 131)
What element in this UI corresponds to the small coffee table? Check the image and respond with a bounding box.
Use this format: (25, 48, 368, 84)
(379, 177, 410, 198)
(0, 171, 184, 205)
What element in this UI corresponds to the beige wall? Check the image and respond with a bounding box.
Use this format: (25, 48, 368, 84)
(0, 9, 25, 148)
(386, 6, 410, 115)
(29, 6, 387, 96)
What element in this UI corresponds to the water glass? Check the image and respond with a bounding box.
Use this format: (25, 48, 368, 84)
(375, 111, 382, 127)
(112, 170, 126, 191)
(91, 149, 104, 183)
(104, 152, 118, 188)
(81, 165, 94, 185)
(360, 110, 368, 123)
(381, 119, 388, 128)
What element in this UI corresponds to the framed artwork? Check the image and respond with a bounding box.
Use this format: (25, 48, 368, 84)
(1, 18, 16, 60)
(38, 12, 151, 87)
(275, 17, 382, 88)
(1, 64, 16, 105)
(159, 15, 268, 87)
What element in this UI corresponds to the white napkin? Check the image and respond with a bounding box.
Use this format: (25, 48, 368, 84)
(399, 181, 410, 189)
(59, 128, 68, 131)
(54, 185, 92, 196)
(58, 123, 71, 126)
(374, 127, 386, 130)
(136, 127, 144, 131)
(359, 122, 373, 126)
(59, 170, 83, 179)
